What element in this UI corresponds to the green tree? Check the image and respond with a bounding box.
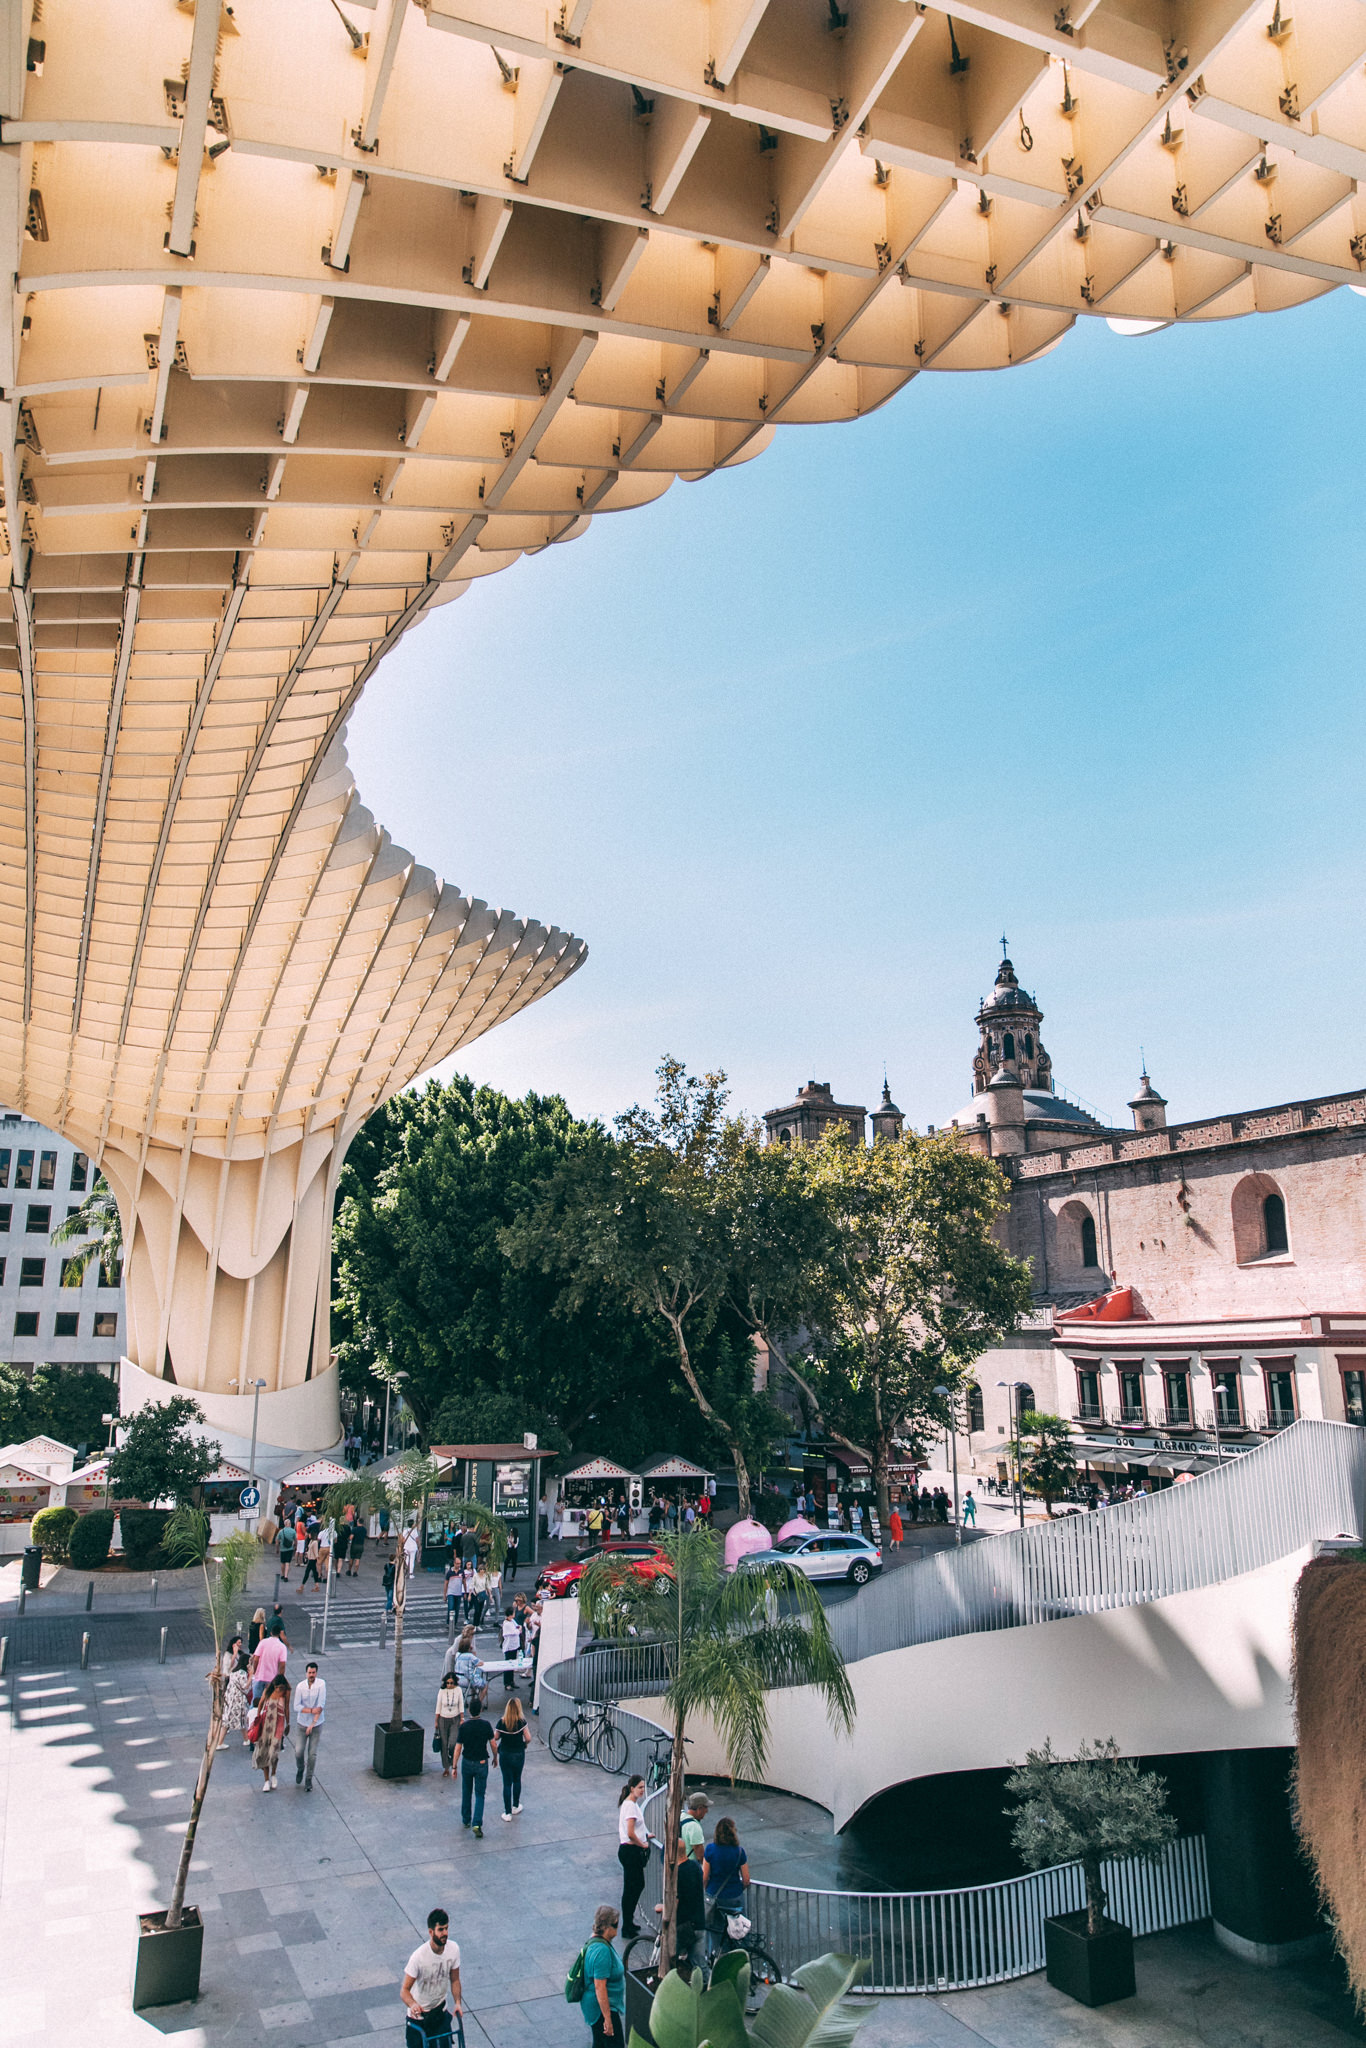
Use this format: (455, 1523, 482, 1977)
(322, 1455, 505, 1736)
(107, 1396, 220, 1507)
(1014, 1411, 1079, 1517)
(0, 1360, 115, 1453)
(1005, 1738, 1177, 1936)
(51, 1175, 123, 1284)
(504, 1058, 785, 1516)
(158, 1521, 259, 1929)
(332, 1076, 667, 1447)
(581, 1529, 854, 1973)
(781, 1127, 1033, 1520)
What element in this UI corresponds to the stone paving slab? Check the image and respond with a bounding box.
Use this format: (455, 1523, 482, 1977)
(1, 1631, 1362, 2048)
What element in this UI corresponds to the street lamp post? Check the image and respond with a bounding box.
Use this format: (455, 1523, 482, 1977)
(100, 1411, 117, 1507)
(933, 1387, 962, 1545)
(230, 1376, 268, 1504)
(382, 1369, 408, 1459)
(998, 1379, 1027, 1530)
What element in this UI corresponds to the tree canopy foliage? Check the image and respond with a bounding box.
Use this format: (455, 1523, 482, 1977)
(0, 1360, 115, 1454)
(1006, 1738, 1177, 1936)
(332, 1074, 757, 1473)
(107, 1395, 220, 1507)
(1015, 1410, 1080, 1515)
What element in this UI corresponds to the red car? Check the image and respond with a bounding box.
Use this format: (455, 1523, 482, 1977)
(536, 1538, 673, 1599)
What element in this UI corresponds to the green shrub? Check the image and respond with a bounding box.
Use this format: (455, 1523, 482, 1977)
(30, 1504, 78, 1561)
(119, 1506, 171, 1569)
(69, 1507, 115, 1570)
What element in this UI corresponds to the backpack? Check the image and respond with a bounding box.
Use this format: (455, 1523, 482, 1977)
(564, 1943, 588, 2005)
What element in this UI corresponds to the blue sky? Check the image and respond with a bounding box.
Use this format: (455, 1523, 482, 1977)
(348, 289, 1366, 1136)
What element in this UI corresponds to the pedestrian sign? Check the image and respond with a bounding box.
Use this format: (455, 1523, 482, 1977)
(239, 1484, 261, 1512)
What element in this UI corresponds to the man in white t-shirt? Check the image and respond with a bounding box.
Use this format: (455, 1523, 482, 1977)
(401, 1909, 462, 2044)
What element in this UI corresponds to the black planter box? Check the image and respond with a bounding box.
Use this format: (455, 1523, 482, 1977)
(133, 1907, 203, 2010)
(624, 1965, 657, 2045)
(373, 1718, 426, 1779)
(1043, 1911, 1136, 2006)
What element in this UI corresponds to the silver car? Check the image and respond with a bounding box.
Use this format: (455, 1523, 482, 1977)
(745, 1531, 883, 1587)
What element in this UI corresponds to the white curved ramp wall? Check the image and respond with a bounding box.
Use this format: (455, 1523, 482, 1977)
(646, 1549, 1304, 1830)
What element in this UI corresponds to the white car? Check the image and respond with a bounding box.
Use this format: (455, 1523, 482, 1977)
(744, 1531, 883, 1587)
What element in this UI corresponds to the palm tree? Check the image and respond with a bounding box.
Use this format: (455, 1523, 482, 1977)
(322, 1454, 506, 1733)
(581, 1529, 855, 1974)
(51, 1174, 123, 1284)
(159, 1510, 259, 1929)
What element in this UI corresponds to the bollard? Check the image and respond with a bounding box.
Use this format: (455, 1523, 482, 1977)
(86, 1579, 94, 1613)
(17, 1584, 25, 1616)
(380, 1610, 387, 1650)
(80, 1631, 90, 1670)
(159, 1625, 168, 1666)
(309, 1615, 317, 1655)
(273, 1571, 280, 1602)
(0, 1634, 7, 1675)
(447, 1611, 455, 1646)
(150, 1576, 158, 1609)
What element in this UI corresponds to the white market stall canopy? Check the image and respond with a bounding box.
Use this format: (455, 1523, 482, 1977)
(638, 1454, 713, 1480)
(561, 1457, 640, 1483)
(280, 1459, 351, 1488)
(210, 1460, 250, 1483)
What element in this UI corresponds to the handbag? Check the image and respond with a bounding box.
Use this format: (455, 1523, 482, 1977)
(246, 1711, 264, 1745)
(431, 1728, 443, 1753)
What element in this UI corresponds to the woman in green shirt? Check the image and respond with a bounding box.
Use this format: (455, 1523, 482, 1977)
(580, 1905, 625, 2043)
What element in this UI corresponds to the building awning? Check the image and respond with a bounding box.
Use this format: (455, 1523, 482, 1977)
(637, 1453, 712, 1480)
(560, 1457, 640, 1482)
(431, 1443, 554, 1462)
(279, 1459, 350, 1487)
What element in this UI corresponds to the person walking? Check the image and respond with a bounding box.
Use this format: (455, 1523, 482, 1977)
(293, 1661, 326, 1790)
(469, 1563, 490, 1629)
(383, 1554, 397, 1613)
(888, 1505, 903, 1550)
(248, 1605, 267, 1656)
(252, 1672, 290, 1793)
(617, 1776, 651, 1938)
(444, 1557, 462, 1626)
(378, 1503, 391, 1550)
(300, 1528, 321, 1587)
(317, 1520, 333, 1584)
(334, 1509, 352, 1577)
(348, 1513, 367, 1576)
(249, 1621, 288, 1707)
(449, 1625, 485, 1709)
(504, 1528, 519, 1582)
(497, 1696, 528, 1818)
(453, 1698, 497, 1836)
(278, 1516, 296, 1581)
(578, 1905, 625, 2045)
(962, 1490, 977, 1527)
(403, 1522, 420, 1581)
(401, 1908, 463, 2047)
(434, 1670, 463, 1778)
(222, 1638, 252, 1745)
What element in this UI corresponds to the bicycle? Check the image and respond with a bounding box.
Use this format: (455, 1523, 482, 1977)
(547, 1697, 629, 1773)
(642, 1729, 676, 1792)
(623, 1909, 781, 2010)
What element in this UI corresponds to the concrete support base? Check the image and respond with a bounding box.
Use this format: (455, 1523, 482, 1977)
(1212, 1920, 1330, 1968)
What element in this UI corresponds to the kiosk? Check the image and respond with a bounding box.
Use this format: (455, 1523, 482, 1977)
(427, 1442, 553, 1570)
(554, 1455, 641, 1540)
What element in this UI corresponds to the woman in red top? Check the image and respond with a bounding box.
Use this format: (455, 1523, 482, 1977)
(888, 1506, 904, 1550)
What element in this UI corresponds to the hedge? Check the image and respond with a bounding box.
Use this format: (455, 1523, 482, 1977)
(119, 1506, 171, 1569)
(30, 1504, 78, 1561)
(69, 1508, 116, 1571)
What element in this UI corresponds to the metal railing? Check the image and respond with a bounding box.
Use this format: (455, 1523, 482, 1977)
(538, 1655, 671, 1784)
(746, 1836, 1210, 1993)
(825, 1418, 1366, 1664)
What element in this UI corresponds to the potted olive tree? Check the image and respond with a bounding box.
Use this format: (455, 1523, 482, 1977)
(322, 1455, 504, 1779)
(133, 1509, 258, 2009)
(1006, 1737, 1176, 2006)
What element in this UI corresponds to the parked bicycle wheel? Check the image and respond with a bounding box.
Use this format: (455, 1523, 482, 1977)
(594, 1717, 629, 1773)
(622, 1932, 662, 1981)
(549, 1715, 583, 1762)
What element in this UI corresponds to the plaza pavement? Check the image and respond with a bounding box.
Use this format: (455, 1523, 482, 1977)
(1, 1617, 1362, 2048)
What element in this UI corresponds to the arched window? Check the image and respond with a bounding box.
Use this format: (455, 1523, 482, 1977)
(1057, 1199, 1098, 1272)
(1003, 1031, 1016, 1061)
(778, 1128, 792, 1146)
(1081, 1213, 1099, 1268)
(1231, 1174, 1290, 1263)
(967, 1384, 985, 1434)
(1024, 1034, 1034, 1058)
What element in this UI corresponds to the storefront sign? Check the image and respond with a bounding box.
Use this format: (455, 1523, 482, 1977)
(494, 1462, 530, 1518)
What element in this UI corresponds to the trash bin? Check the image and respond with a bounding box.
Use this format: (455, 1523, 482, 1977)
(21, 1543, 42, 1591)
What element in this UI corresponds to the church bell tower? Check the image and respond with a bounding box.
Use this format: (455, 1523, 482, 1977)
(972, 941, 1053, 1099)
